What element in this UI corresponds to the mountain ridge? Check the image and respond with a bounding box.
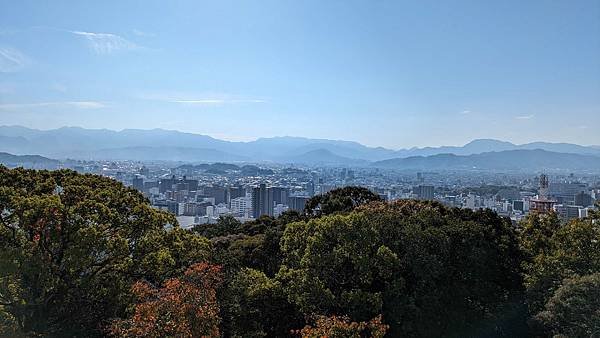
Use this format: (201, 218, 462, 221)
(372, 149, 600, 171)
(0, 125, 598, 163)
(0, 152, 60, 169)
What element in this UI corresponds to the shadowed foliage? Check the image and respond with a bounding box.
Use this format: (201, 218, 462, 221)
(0, 167, 211, 337)
(304, 186, 382, 216)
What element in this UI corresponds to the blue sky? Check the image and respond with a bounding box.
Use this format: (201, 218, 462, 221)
(0, 0, 598, 149)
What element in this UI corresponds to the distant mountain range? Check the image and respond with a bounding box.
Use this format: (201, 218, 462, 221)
(372, 149, 600, 171)
(0, 126, 598, 167)
(393, 139, 600, 158)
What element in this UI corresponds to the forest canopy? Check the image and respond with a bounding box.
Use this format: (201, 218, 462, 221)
(0, 167, 598, 337)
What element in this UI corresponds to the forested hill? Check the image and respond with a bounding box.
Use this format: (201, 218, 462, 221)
(0, 168, 598, 337)
(0, 152, 59, 169)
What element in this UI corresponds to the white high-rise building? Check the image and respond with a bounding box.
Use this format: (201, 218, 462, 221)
(230, 196, 251, 216)
(466, 194, 476, 209)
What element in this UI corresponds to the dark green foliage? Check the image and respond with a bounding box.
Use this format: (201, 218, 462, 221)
(281, 200, 525, 337)
(193, 215, 242, 238)
(532, 273, 600, 337)
(2, 170, 598, 337)
(520, 212, 600, 335)
(228, 268, 303, 337)
(0, 167, 211, 337)
(304, 186, 382, 216)
(191, 211, 306, 337)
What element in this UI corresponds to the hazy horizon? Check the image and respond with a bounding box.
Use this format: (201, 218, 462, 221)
(2, 124, 600, 150)
(1, 1, 599, 148)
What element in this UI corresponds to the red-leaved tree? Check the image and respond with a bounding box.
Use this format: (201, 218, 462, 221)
(294, 314, 388, 338)
(109, 263, 222, 338)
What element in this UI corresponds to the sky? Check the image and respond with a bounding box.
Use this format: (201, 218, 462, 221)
(0, 0, 599, 149)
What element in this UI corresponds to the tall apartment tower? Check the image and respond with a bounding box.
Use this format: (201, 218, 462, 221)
(415, 185, 434, 200)
(252, 184, 268, 218)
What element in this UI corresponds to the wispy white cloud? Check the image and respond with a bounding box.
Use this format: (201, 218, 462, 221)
(172, 99, 267, 105)
(65, 101, 105, 109)
(0, 47, 28, 72)
(459, 110, 471, 115)
(515, 114, 534, 120)
(173, 99, 225, 105)
(70, 31, 139, 54)
(0, 101, 105, 110)
(136, 90, 268, 105)
(132, 29, 156, 37)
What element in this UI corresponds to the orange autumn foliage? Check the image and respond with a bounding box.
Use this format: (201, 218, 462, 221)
(109, 263, 222, 338)
(294, 314, 388, 338)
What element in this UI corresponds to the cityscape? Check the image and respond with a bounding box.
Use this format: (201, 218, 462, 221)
(1, 0, 599, 337)
(49, 157, 600, 227)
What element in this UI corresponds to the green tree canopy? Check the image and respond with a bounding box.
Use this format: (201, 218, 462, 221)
(280, 200, 524, 336)
(304, 186, 381, 216)
(0, 167, 211, 336)
(533, 273, 600, 337)
(520, 213, 600, 322)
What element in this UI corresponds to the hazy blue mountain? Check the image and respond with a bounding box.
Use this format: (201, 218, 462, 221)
(0, 152, 60, 169)
(0, 126, 388, 161)
(69, 146, 248, 162)
(0, 126, 598, 162)
(239, 136, 395, 160)
(392, 139, 600, 157)
(393, 139, 517, 157)
(281, 149, 367, 166)
(287, 142, 394, 161)
(373, 149, 600, 171)
(518, 142, 600, 155)
(178, 163, 242, 171)
(0, 135, 31, 153)
(0, 126, 234, 156)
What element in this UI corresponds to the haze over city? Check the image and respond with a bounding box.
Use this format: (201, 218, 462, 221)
(1, 0, 599, 148)
(1, 2, 600, 337)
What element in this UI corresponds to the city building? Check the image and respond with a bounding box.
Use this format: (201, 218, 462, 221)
(288, 196, 310, 212)
(252, 184, 268, 218)
(549, 182, 587, 205)
(530, 174, 556, 213)
(230, 196, 251, 217)
(575, 191, 593, 207)
(132, 175, 144, 191)
(414, 185, 434, 200)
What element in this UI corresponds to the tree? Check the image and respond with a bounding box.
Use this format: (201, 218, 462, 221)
(518, 211, 562, 256)
(0, 167, 211, 336)
(227, 268, 303, 337)
(521, 216, 600, 316)
(587, 200, 600, 220)
(209, 211, 305, 278)
(532, 273, 600, 337)
(208, 212, 305, 337)
(193, 215, 242, 238)
(304, 186, 381, 216)
(109, 263, 223, 338)
(280, 200, 524, 336)
(293, 315, 388, 338)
